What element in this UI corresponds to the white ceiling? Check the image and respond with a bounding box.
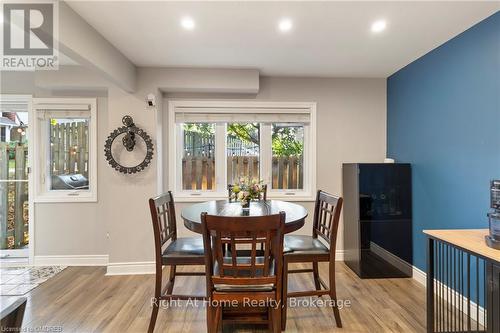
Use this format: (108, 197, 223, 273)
(67, 1, 499, 78)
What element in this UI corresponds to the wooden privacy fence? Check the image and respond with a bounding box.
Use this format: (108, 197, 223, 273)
(50, 121, 89, 177)
(0, 143, 28, 250)
(227, 156, 260, 185)
(182, 156, 215, 190)
(272, 156, 303, 190)
(182, 155, 303, 190)
(183, 131, 259, 157)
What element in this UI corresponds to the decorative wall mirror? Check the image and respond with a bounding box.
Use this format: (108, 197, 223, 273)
(104, 116, 154, 174)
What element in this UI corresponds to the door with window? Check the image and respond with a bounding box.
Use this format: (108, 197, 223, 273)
(0, 96, 32, 264)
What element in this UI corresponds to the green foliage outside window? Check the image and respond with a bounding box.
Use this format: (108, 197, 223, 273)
(271, 126, 303, 157)
(182, 123, 215, 137)
(182, 123, 303, 157)
(227, 123, 259, 144)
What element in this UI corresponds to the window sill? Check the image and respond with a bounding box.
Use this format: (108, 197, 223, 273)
(172, 194, 316, 203)
(34, 193, 97, 203)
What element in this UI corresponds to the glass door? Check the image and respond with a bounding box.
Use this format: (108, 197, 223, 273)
(0, 101, 30, 264)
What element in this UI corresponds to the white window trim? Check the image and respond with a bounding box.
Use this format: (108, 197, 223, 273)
(168, 100, 317, 202)
(33, 98, 97, 203)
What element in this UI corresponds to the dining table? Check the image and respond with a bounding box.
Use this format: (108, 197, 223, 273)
(181, 199, 308, 234)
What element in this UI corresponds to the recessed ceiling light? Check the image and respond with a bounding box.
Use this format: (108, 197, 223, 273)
(181, 17, 195, 30)
(371, 20, 387, 33)
(278, 18, 293, 32)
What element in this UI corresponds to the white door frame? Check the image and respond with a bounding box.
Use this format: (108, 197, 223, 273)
(0, 94, 34, 265)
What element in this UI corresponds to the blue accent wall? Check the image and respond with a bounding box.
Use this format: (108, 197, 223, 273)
(387, 12, 500, 271)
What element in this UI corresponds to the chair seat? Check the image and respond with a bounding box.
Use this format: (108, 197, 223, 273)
(162, 237, 205, 263)
(284, 235, 330, 255)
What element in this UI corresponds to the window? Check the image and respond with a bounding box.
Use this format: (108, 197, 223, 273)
(227, 123, 260, 185)
(182, 123, 216, 190)
(169, 101, 316, 201)
(271, 123, 304, 190)
(33, 98, 97, 202)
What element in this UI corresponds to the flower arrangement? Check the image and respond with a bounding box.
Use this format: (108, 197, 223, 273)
(230, 177, 265, 208)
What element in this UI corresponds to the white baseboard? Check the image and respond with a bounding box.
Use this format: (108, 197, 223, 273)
(105, 251, 344, 276)
(33, 255, 109, 266)
(412, 265, 427, 285)
(412, 265, 486, 326)
(106, 261, 155, 276)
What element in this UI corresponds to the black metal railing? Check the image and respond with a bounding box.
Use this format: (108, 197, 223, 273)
(427, 237, 497, 333)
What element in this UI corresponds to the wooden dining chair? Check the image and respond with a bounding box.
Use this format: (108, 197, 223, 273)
(148, 191, 205, 333)
(228, 184, 267, 202)
(201, 212, 286, 333)
(281, 190, 344, 330)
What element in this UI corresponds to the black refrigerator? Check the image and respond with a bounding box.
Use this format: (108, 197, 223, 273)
(342, 163, 412, 278)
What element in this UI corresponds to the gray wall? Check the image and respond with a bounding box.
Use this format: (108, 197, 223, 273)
(167, 76, 387, 256)
(34, 95, 109, 257)
(2, 67, 386, 267)
(2, 67, 159, 265)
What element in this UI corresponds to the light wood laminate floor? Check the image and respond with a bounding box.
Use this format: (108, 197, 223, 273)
(1, 263, 426, 332)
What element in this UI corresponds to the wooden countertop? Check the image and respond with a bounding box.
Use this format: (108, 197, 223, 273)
(423, 229, 500, 263)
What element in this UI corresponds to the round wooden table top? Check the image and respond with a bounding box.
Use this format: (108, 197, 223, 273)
(181, 200, 308, 234)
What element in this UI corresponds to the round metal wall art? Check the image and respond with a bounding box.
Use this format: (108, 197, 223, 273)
(104, 116, 154, 174)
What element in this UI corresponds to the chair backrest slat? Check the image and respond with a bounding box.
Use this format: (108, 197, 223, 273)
(215, 231, 224, 277)
(149, 192, 177, 258)
(230, 233, 238, 277)
(263, 231, 271, 276)
(201, 212, 285, 289)
(312, 190, 343, 254)
(250, 235, 257, 277)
